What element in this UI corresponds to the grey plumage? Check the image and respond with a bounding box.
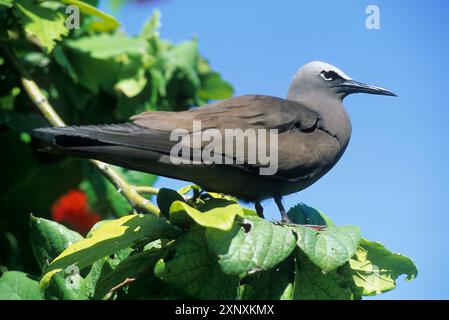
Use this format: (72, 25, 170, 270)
(35, 61, 396, 222)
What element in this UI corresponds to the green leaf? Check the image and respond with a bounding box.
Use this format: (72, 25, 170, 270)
(139, 10, 161, 40)
(29, 215, 84, 271)
(241, 260, 294, 300)
(94, 249, 165, 299)
(155, 226, 239, 299)
(206, 216, 296, 276)
(293, 225, 361, 272)
(15, 0, 68, 52)
(40, 214, 179, 288)
(0, 271, 43, 300)
(81, 258, 113, 299)
(198, 72, 234, 100)
(0, 0, 13, 8)
(65, 34, 148, 93)
(156, 188, 185, 218)
(349, 239, 418, 296)
(287, 203, 334, 226)
(161, 40, 200, 89)
(169, 199, 243, 231)
(114, 68, 147, 97)
(293, 251, 354, 300)
(61, 0, 120, 32)
(66, 34, 148, 60)
(43, 268, 87, 300)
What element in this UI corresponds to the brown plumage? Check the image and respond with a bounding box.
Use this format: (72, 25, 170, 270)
(35, 61, 396, 221)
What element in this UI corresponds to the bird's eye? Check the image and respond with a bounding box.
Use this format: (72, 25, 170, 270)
(320, 70, 341, 81)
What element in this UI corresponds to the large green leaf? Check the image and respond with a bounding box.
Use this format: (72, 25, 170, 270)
(349, 239, 418, 296)
(29, 215, 84, 270)
(0, 271, 43, 300)
(206, 216, 296, 276)
(293, 251, 354, 300)
(170, 199, 243, 231)
(40, 214, 179, 288)
(15, 0, 68, 52)
(155, 226, 239, 299)
(293, 225, 361, 272)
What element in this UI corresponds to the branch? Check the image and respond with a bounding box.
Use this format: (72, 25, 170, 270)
(2, 46, 161, 216)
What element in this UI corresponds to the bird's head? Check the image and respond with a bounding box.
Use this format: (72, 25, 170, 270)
(288, 61, 396, 101)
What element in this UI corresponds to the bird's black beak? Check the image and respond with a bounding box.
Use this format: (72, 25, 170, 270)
(337, 79, 397, 97)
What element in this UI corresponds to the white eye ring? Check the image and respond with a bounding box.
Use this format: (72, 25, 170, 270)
(320, 71, 333, 81)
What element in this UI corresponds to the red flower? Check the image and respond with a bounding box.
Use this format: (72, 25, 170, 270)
(51, 190, 101, 235)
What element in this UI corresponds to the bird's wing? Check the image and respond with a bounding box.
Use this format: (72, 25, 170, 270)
(131, 95, 320, 133)
(130, 95, 335, 180)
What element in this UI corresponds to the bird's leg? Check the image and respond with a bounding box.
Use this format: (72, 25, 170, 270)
(255, 201, 265, 219)
(274, 196, 292, 224)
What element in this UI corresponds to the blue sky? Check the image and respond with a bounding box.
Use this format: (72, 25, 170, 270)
(101, 0, 449, 299)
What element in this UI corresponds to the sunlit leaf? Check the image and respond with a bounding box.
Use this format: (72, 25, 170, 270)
(349, 239, 418, 296)
(206, 216, 296, 275)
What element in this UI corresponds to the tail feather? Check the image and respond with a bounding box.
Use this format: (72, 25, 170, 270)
(34, 123, 175, 154)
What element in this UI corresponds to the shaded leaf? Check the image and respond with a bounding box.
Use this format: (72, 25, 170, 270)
(29, 215, 84, 270)
(94, 249, 165, 299)
(294, 251, 354, 300)
(0, 271, 43, 300)
(156, 188, 184, 218)
(155, 226, 239, 299)
(40, 214, 179, 288)
(241, 261, 294, 300)
(287, 203, 334, 226)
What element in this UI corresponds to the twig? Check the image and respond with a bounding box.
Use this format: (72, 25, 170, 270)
(104, 277, 136, 300)
(2, 45, 161, 216)
(133, 186, 159, 195)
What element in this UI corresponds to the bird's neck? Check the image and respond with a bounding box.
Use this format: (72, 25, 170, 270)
(291, 93, 352, 149)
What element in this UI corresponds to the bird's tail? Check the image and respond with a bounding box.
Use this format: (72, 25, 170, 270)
(33, 123, 172, 172)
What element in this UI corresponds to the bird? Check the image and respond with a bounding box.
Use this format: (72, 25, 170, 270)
(35, 61, 396, 223)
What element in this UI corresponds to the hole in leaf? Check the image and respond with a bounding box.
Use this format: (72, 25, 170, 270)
(241, 221, 252, 233)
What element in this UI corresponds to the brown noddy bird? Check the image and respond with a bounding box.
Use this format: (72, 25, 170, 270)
(35, 61, 396, 222)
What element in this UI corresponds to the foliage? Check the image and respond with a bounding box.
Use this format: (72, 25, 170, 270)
(0, 0, 232, 274)
(0, 1, 417, 300)
(0, 189, 417, 300)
